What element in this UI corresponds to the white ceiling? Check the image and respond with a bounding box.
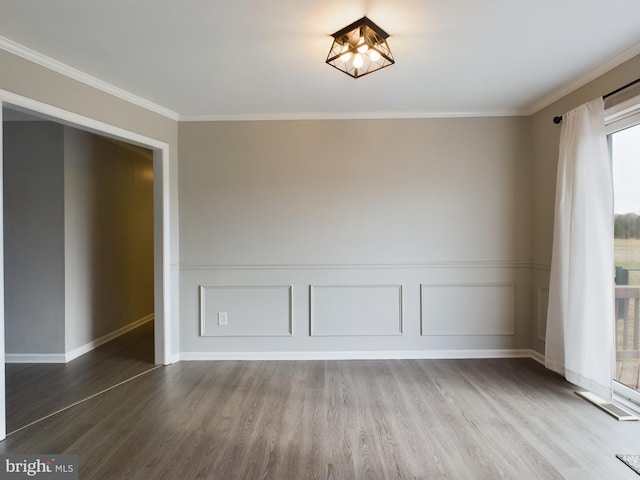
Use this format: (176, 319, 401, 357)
(1, 0, 640, 120)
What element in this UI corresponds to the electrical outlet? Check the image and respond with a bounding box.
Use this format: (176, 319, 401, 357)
(218, 312, 228, 326)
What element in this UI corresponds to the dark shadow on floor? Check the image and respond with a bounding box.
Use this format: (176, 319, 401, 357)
(5, 321, 155, 433)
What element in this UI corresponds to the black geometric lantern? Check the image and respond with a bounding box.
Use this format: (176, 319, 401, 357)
(326, 17, 395, 79)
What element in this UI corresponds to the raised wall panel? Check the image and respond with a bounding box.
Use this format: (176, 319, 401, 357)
(537, 285, 549, 342)
(421, 283, 515, 336)
(200, 285, 292, 337)
(310, 285, 403, 336)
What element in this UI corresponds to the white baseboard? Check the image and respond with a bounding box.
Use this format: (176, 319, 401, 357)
(4, 353, 67, 364)
(178, 349, 537, 362)
(65, 314, 154, 363)
(529, 349, 545, 365)
(5, 314, 154, 364)
(6, 343, 544, 365)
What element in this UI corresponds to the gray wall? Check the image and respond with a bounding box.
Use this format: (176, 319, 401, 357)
(529, 53, 640, 357)
(179, 117, 533, 355)
(3, 43, 639, 360)
(3, 121, 65, 354)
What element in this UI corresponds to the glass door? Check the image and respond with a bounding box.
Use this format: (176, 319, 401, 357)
(611, 115, 640, 401)
(613, 122, 640, 389)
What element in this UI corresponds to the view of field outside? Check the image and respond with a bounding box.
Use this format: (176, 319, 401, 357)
(616, 238, 640, 284)
(613, 122, 640, 390)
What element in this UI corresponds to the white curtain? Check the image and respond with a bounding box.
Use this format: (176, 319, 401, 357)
(545, 97, 614, 400)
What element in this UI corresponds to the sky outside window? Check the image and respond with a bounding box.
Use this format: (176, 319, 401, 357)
(613, 123, 640, 214)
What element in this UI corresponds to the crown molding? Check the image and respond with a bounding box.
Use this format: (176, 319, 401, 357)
(179, 109, 529, 122)
(0, 35, 528, 123)
(0, 36, 179, 121)
(7, 32, 636, 123)
(528, 41, 640, 115)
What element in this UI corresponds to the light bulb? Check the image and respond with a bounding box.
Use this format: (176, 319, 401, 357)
(369, 49, 381, 62)
(339, 52, 351, 63)
(353, 53, 364, 69)
(339, 44, 351, 63)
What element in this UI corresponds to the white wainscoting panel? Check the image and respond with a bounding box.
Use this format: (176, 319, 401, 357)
(421, 283, 515, 336)
(200, 285, 293, 337)
(310, 285, 403, 336)
(537, 285, 549, 342)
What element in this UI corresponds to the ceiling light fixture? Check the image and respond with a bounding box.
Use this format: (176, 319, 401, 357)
(326, 17, 395, 79)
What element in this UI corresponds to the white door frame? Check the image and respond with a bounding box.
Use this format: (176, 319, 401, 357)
(0, 89, 174, 440)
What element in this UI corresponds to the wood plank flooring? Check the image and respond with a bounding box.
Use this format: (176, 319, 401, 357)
(5, 320, 155, 433)
(2, 358, 640, 479)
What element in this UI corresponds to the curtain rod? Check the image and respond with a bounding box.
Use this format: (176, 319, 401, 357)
(552, 77, 640, 124)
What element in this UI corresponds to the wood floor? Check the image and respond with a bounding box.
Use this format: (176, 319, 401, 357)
(1, 358, 640, 479)
(5, 320, 155, 433)
(617, 360, 640, 390)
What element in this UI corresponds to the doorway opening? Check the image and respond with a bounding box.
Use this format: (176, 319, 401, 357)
(3, 108, 158, 433)
(0, 91, 173, 440)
